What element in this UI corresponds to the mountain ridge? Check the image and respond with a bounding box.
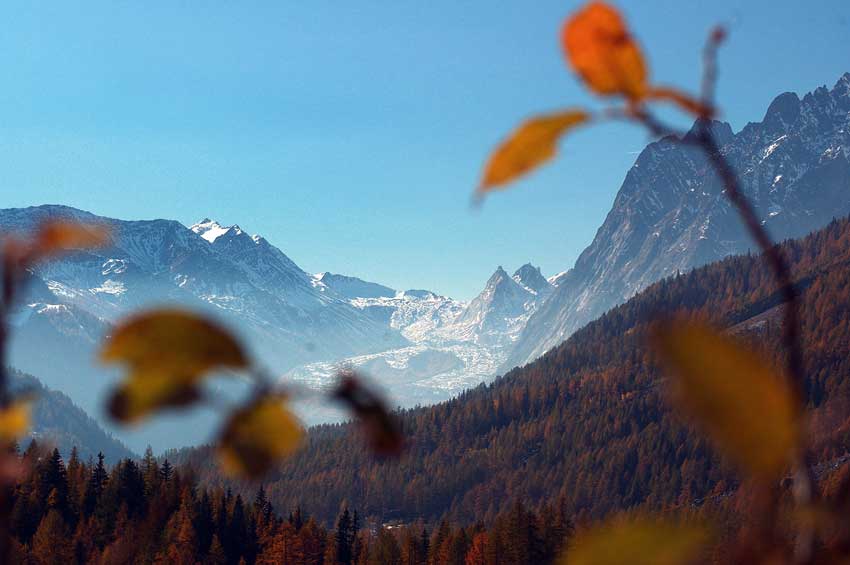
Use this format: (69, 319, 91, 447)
(505, 72, 850, 369)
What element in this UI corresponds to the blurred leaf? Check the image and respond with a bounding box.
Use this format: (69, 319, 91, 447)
(101, 309, 248, 423)
(218, 394, 303, 479)
(562, 1, 647, 100)
(34, 221, 111, 257)
(334, 372, 403, 456)
(647, 87, 713, 118)
(107, 369, 201, 423)
(563, 518, 707, 565)
(2, 221, 110, 279)
(0, 400, 31, 442)
(652, 320, 800, 478)
(478, 110, 589, 193)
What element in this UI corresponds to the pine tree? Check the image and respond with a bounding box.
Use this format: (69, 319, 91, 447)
(258, 522, 304, 564)
(38, 448, 69, 516)
(334, 508, 355, 565)
(83, 452, 108, 517)
(205, 534, 227, 565)
(160, 459, 174, 483)
(157, 492, 198, 565)
(465, 533, 488, 565)
(142, 445, 160, 495)
(300, 518, 327, 565)
(31, 510, 71, 565)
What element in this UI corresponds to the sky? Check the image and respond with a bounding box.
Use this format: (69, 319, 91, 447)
(0, 1, 848, 300)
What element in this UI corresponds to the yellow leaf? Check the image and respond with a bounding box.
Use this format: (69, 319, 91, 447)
(107, 368, 201, 423)
(101, 309, 248, 422)
(34, 221, 111, 257)
(563, 518, 707, 565)
(218, 394, 303, 479)
(0, 401, 31, 441)
(478, 110, 589, 193)
(646, 87, 714, 118)
(102, 309, 247, 373)
(562, 1, 648, 100)
(652, 320, 800, 478)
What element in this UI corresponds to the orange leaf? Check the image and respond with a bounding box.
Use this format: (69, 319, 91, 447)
(34, 221, 111, 258)
(562, 2, 647, 100)
(478, 110, 589, 193)
(646, 87, 714, 118)
(652, 320, 800, 479)
(562, 517, 708, 565)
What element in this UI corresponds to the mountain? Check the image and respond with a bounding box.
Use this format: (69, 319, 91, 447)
(177, 213, 850, 525)
(512, 263, 553, 298)
(453, 266, 540, 346)
(0, 205, 407, 450)
(315, 272, 395, 300)
(10, 368, 134, 463)
(506, 73, 850, 369)
(285, 264, 550, 421)
(1, 204, 553, 445)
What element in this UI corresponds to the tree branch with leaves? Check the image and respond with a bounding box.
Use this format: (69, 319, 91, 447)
(477, 2, 822, 564)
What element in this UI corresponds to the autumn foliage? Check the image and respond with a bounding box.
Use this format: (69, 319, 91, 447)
(0, 1, 847, 564)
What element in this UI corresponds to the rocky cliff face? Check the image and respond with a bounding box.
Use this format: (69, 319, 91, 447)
(507, 73, 850, 368)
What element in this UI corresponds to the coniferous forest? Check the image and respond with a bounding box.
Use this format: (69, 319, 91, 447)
(7, 442, 573, 564)
(169, 215, 850, 537)
(11, 214, 850, 563)
(2, 3, 850, 563)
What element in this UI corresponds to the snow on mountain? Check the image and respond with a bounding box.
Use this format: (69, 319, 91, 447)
(287, 263, 551, 422)
(191, 218, 232, 243)
(0, 205, 407, 450)
(506, 73, 850, 369)
(513, 263, 554, 298)
(452, 266, 537, 345)
(316, 272, 395, 300)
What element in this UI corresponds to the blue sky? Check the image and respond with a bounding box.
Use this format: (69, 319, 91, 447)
(0, 1, 848, 299)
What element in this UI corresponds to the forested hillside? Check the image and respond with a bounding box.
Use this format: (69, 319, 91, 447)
(7, 446, 573, 564)
(10, 369, 135, 463)
(175, 215, 850, 526)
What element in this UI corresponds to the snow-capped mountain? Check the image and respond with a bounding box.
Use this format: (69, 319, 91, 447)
(513, 263, 554, 299)
(6, 74, 848, 447)
(1, 202, 554, 444)
(506, 72, 850, 369)
(286, 263, 551, 422)
(0, 205, 408, 449)
(315, 272, 395, 300)
(453, 266, 540, 345)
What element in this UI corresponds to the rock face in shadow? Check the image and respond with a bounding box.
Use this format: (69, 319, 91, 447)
(506, 73, 850, 370)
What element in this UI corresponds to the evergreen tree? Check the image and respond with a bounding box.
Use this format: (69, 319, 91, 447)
(160, 459, 174, 483)
(205, 534, 227, 565)
(31, 510, 71, 565)
(334, 508, 355, 565)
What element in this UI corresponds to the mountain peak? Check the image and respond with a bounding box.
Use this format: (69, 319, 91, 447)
(190, 219, 252, 244)
(190, 218, 231, 242)
(486, 266, 509, 286)
(834, 72, 850, 97)
(684, 119, 734, 145)
(762, 91, 801, 131)
(512, 263, 552, 295)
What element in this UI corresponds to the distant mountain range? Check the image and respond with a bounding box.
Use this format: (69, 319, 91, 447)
(2, 72, 848, 451)
(0, 205, 550, 449)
